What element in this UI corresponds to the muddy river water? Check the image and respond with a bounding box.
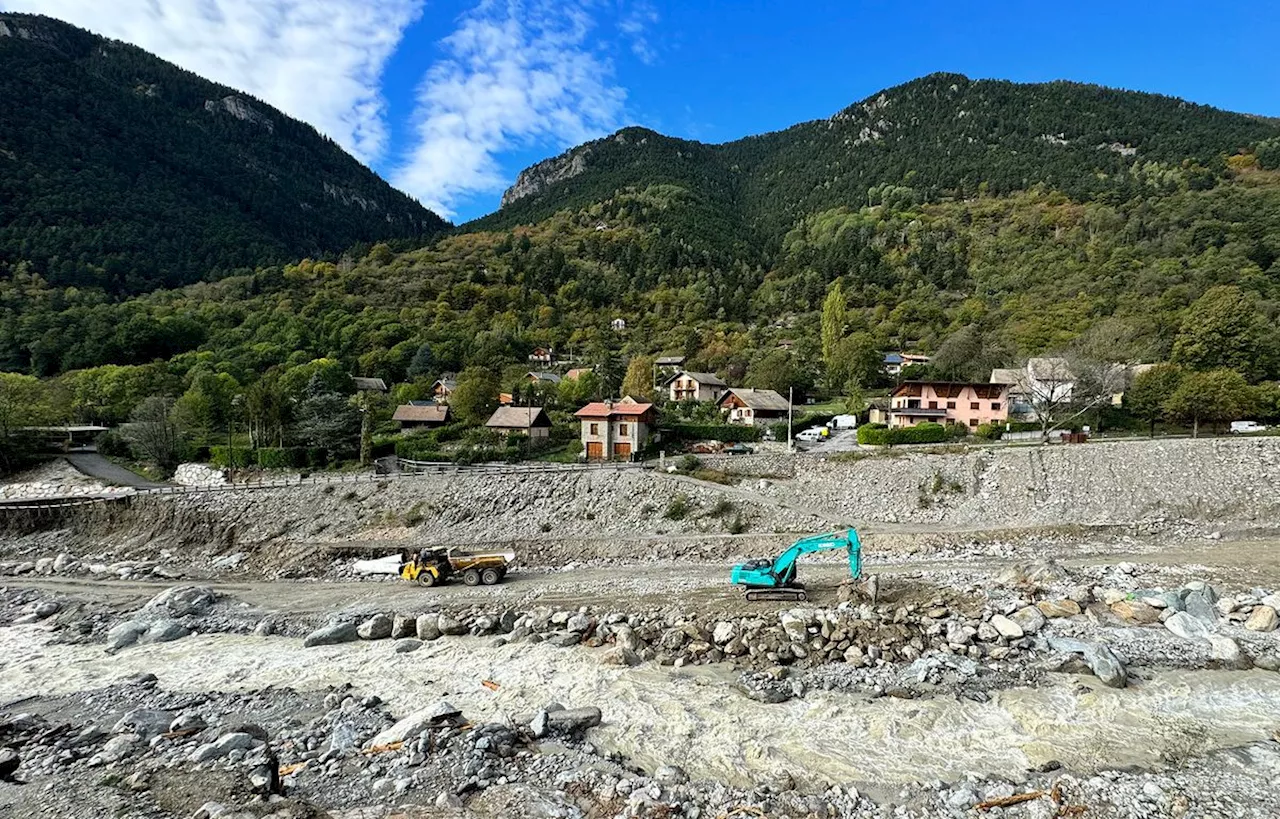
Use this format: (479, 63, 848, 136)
(4, 625, 1280, 790)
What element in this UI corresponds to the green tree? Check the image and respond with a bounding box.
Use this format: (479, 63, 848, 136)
(821, 281, 847, 378)
(558, 370, 601, 406)
(294, 377, 361, 458)
(451, 367, 501, 426)
(124, 395, 183, 475)
(1254, 382, 1280, 423)
(829, 333, 882, 392)
(1171, 286, 1268, 380)
(0, 372, 55, 437)
(406, 343, 435, 380)
(746, 350, 812, 399)
(621, 356, 656, 401)
(1164, 368, 1255, 437)
(1124, 363, 1184, 437)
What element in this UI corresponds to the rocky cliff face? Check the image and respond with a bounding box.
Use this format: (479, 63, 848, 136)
(500, 147, 591, 207)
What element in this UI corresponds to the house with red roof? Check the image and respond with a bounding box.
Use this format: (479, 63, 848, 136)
(575, 397, 656, 461)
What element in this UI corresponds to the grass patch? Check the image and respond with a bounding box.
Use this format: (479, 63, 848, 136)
(708, 497, 735, 518)
(725, 513, 748, 534)
(664, 493, 692, 520)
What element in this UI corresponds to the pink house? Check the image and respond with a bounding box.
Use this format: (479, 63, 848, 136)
(889, 381, 1010, 429)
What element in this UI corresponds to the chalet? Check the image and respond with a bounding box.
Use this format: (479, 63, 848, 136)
(528, 347, 555, 365)
(718, 388, 791, 426)
(576, 397, 656, 461)
(392, 402, 450, 430)
(882, 352, 931, 377)
(352, 376, 388, 392)
(653, 354, 686, 387)
(667, 371, 728, 403)
(485, 406, 552, 439)
(526, 371, 562, 385)
(611, 318, 627, 331)
(430, 378, 457, 403)
(889, 381, 1009, 429)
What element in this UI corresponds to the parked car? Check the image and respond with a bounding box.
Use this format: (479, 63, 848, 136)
(794, 426, 830, 443)
(1230, 421, 1267, 434)
(723, 443, 755, 455)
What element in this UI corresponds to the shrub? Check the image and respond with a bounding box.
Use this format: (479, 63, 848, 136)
(975, 423, 1002, 440)
(726, 514, 748, 534)
(948, 423, 970, 440)
(254, 447, 291, 469)
(95, 430, 132, 458)
(664, 493, 691, 520)
(209, 445, 253, 468)
(663, 424, 761, 443)
(857, 422, 948, 446)
(677, 454, 700, 473)
(708, 497, 734, 518)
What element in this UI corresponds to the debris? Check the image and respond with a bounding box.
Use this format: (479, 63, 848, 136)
(482, 679, 500, 691)
(977, 790, 1047, 810)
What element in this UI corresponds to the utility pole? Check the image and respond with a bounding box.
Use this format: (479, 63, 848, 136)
(787, 387, 794, 453)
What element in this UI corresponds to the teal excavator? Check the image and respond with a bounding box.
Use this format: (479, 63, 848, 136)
(730, 529, 862, 601)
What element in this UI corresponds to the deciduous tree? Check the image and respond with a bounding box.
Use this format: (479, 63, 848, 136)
(1124, 363, 1184, 437)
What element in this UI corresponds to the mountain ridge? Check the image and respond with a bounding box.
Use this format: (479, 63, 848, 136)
(0, 12, 448, 295)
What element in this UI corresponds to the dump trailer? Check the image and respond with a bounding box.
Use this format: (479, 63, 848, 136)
(730, 529, 861, 601)
(400, 546, 516, 588)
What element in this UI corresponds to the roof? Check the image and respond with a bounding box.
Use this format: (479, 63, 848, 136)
(990, 368, 1021, 385)
(565, 367, 594, 380)
(1027, 357, 1074, 382)
(576, 398, 656, 419)
(718, 388, 790, 411)
(432, 378, 457, 391)
(883, 353, 904, 365)
(393, 404, 449, 423)
(352, 376, 387, 391)
(486, 406, 550, 429)
(655, 355, 685, 366)
(527, 371, 562, 384)
(668, 371, 727, 387)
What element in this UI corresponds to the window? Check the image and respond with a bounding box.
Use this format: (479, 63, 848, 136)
(970, 402, 979, 410)
(589, 423, 599, 436)
(907, 399, 921, 409)
(928, 401, 938, 409)
(991, 402, 1001, 411)
(618, 423, 629, 437)
(969, 418, 979, 427)
(946, 401, 956, 409)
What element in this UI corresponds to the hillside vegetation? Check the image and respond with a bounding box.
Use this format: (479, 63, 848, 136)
(0, 13, 447, 295)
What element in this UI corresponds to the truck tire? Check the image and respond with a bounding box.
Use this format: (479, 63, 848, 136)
(463, 569, 481, 587)
(416, 571, 437, 588)
(481, 567, 501, 585)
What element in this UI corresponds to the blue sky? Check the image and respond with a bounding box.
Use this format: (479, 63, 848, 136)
(4, 1, 1278, 223)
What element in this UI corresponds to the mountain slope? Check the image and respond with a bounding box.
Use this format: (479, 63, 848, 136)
(0, 13, 447, 294)
(477, 73, 1280, 239)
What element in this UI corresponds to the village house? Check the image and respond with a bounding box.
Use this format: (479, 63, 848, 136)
(528, 347, 555, 365)
(564, 367, 593, 381)
(889, 381, 1010, 429)
(991, 358, 1074, 421)
(667, 371, 727, 403)
(392, 402, 450, 430)
(526, 371, 562, 386)
(652, 354, 686, 387)
(485, 406, 552, 439)
(882, 352, 931, 378)
(576, 397, 656, 461)
(352, 376, 388, 392)
(430, 378, 456, 404)
(718, 388, 791, 426)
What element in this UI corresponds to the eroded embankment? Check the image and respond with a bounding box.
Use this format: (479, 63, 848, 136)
(4, 625, 1280, 791)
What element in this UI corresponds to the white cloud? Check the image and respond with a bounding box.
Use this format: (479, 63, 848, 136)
(391, 0, 627, 218)
(0, 0, 423, 163)
(617, 0, 659, 66)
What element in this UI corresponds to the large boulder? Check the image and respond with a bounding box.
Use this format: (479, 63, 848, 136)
(106, 620, 149, 652)
(1164, 611, 1211, 642)
(140, 619, 190, 644)
(303, 622, 360, 648)
(1110, 600, 1161, 625)
(1245, 606, 1279, 633)
(1009, 606, 1047, 635)
(1183, 591, 1219, 625)
(416, 613, 441, 641)
(145, 585, 216, 617)
(367, 701, 461, 747)
(530, 706, 601, 738)
(1207, 635, 1249, 669)
(391, 614, 416, 640)
(1036, 600, 1081, 618)
(112, 709, 174, 738)
(989, 614, 1024, 639)
(358, 614, 394, 640)
(436, 613, 467, 636)
(1082, 644, 1127, 688)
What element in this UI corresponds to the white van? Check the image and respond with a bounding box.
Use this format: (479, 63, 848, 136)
(831, 414, 859, 430)
(794, 426, 829, 443)
(1230, 421, 1267, 434)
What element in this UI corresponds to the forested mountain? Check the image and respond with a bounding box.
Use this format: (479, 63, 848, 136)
(0, 13, 447, 295)
(478, 73, 1280, 242)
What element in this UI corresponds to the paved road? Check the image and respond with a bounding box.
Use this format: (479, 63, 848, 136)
(63, 453, 167, 489)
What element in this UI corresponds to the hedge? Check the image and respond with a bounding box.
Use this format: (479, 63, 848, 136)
(210, 446, 324, 468)
(662, 424, 762, 443)
(209, 446, 253, 468)
(857, 422, 949, 446)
